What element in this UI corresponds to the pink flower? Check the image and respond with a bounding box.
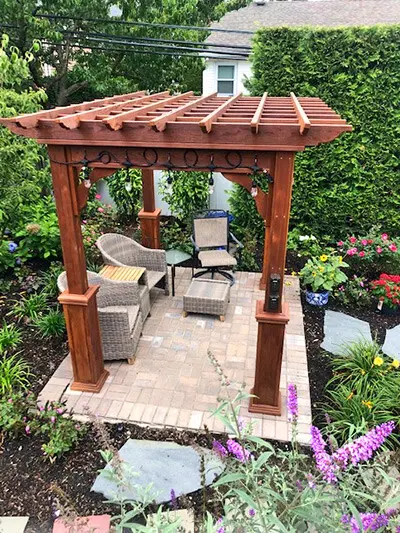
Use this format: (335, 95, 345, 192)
(376, 246, 383, 254)
(95, 194, 101, 200)
(50, 416, 56, 423)
(349, 236, 357, 244)
(7, 398, 13, 403)
(361, 239, 368, 246)
(389, 243, 397, 252)
(56, 408, 63, 415)
(359, 251, 365, 258)
(82, 220, 87, 224)
(25, 425, 31, 435)
(337, 241, 344, 247)
(347, 247, 358, 256)
(381, 233, 388, 240)
(97, 207, 104, 213)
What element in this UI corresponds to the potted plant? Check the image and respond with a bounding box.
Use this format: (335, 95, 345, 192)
(370, 274, 400, 315)
(300, 253, 349, 306)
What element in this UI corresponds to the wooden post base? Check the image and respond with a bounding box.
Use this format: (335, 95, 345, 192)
(58, 285, 109, 393)
(248, 300, 289, 416)
(138, 208, 161, 249)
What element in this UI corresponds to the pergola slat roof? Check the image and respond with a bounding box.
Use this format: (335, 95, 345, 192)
(0, 90, 351, 150)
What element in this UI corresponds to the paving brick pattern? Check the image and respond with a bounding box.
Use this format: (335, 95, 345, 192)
(39, 270, 312, 444)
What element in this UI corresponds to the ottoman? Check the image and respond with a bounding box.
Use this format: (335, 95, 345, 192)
(182, 278, 230, 321)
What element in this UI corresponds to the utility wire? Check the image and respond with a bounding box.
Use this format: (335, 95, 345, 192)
(71, 35, 249, 58)
(36, 13, 254, 35)
(42, 40, 246, 59)
(64, 29, 251, 51)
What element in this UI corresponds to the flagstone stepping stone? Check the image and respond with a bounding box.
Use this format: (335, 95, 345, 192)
(0, 517, 29, 533)
(92, 439, 224, 504)
(382, 324, 400, 361)
(321, 310, 372, 355)
(53, 515, 111, 533)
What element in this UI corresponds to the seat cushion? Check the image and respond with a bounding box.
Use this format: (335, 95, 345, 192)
(198, 250, 237, 268)
(147, 270, 166, 289)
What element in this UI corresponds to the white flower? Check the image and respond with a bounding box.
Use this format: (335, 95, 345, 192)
(299, 235, 310, 241)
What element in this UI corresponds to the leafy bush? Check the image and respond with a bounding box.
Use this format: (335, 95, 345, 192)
(38, 262, 64, 298)
(0, 353, 31, 396)
(333, 275, 372, 309)
(248, 26, 400, 241)
(159, 171, 209, 223)
(228, 183, 265, 242)
(34, 309, 65, 338)
(237, 235, 260, 272)
(16, 197, 61, 261)
(0, 390, 36, 436)
(337, 229, 400, 277)
(0, 239, 22, 272)
(11, 291, 48, 322)
(106, 169, 142, 220)
(160, 220, 192, 254)
(324, 341, 400, 445)
(287, 229, 326, 259)
(0, 322, 22, 353)
(299, 253, 348, 292)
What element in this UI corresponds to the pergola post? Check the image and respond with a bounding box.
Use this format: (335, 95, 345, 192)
(249, 152, 294, 415)
(138, 169, 161, 249)
(49, 146, 108, 392)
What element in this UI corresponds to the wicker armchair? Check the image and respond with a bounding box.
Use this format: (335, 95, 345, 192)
(97, 233, 169, 296)
(57, 271, 144, 363)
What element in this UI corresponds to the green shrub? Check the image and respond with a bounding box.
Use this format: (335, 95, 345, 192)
(39, 262, 64, 298)
(248, 26, 400, 241)
(159, 171, 209, 223)
(0, 322, 22, 354)
(228, 184, 265, 242)
(34, 309, 65, 338)
(0, 353, 31, 396)
(11, 291, 48, 322)
(237, 235, 260, 272)
(324, 341, 400, 445)
(333, 275, 372, 309)
(160, 220, 192, 254)
(106, 169, 142, 220)
(0, 390, 36, 437)
(299, 253, 348, 292)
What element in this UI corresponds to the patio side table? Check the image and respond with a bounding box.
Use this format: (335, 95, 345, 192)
(183, 278, 230, 321)
(166, 249, 191, 297)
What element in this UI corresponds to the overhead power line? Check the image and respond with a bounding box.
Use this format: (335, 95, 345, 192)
(42, 40, 245, 59)
(36, 13, 254, 35)
(64, 29, 251, 51)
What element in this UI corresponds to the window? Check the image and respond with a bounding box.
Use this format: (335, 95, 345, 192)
(217, 65, 235, 96)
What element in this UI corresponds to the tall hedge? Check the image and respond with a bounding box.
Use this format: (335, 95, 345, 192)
(244, 26, 400, 241)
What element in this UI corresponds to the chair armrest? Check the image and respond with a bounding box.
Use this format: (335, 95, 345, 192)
(135, 248, 166, 273)
(229, 232, 244, 249)
(98, 306, 131, 338)
(190, 235, 200, 252)
(97, 280, 141, 307)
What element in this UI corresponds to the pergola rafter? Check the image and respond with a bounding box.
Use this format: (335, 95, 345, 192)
(0, 90, 351, 416)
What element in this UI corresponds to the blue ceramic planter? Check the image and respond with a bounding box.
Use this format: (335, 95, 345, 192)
(306, 289, 329, 307)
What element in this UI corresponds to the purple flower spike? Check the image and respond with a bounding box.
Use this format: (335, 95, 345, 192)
(226, 439, 252, 463)
(343, 512, 392, 532)
(216, 518, 225, 533)
(248, 508, 256, 518)
(287, 384, 298, 421)
(170, 488, 177, 510)
(213, 440, 228, 458)
(310, 426, 336, 483)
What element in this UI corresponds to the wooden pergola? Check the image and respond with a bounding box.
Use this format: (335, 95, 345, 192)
(0, 90, 351, 415)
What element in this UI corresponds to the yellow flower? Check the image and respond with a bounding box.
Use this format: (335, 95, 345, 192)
(320, 254, 328, 262)
(373, 356, 384, 367)
(391, 359, 400, 369)
(362, 400, 373, 410)
(291, 271, 297, 276)
(319, 266, 324, 272)
(346, 391, 354, 400)
(312, 271, 317, 277)
(339, 256, 343, 263)
(360, 369, 366, 375)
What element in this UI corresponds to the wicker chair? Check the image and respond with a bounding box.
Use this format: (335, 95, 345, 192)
(97, 233, 169, 295)
(191, 210, 243, 285)
(57, 271, 144, 364)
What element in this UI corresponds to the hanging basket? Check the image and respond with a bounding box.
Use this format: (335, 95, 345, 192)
(305, 289, 330, 307)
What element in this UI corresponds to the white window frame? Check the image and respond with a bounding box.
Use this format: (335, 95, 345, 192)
(216, 63, 236, 96)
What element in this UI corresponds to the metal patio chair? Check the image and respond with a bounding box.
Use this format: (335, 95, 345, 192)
(191, 210, 243, 285)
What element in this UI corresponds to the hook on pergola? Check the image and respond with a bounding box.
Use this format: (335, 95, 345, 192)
(0, 90, 352, 416)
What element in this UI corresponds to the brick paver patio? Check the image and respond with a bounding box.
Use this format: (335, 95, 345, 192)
(39, 269, 312, 444)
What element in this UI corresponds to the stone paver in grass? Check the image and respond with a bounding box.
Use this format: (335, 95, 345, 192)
(91, 439, 224, 504)
(0, 517, 29, 533)
(321, 310, 372, 355)
(382, 324, 400, 361)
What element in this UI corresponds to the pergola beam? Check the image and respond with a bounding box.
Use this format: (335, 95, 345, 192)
(290, 92, 311, 135)
(251, 92, 268, 134)
(199, 93, 242, 133)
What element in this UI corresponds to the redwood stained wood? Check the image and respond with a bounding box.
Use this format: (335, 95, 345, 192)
(57, 92, 166, 129)
(141, 169, 156, 212)
(199, 93, 242, 133)
(251, 92, 268, 134)
(103, 92, 194, 131)
(149, 93, 217, 132)
(290, 92, 311, 135)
